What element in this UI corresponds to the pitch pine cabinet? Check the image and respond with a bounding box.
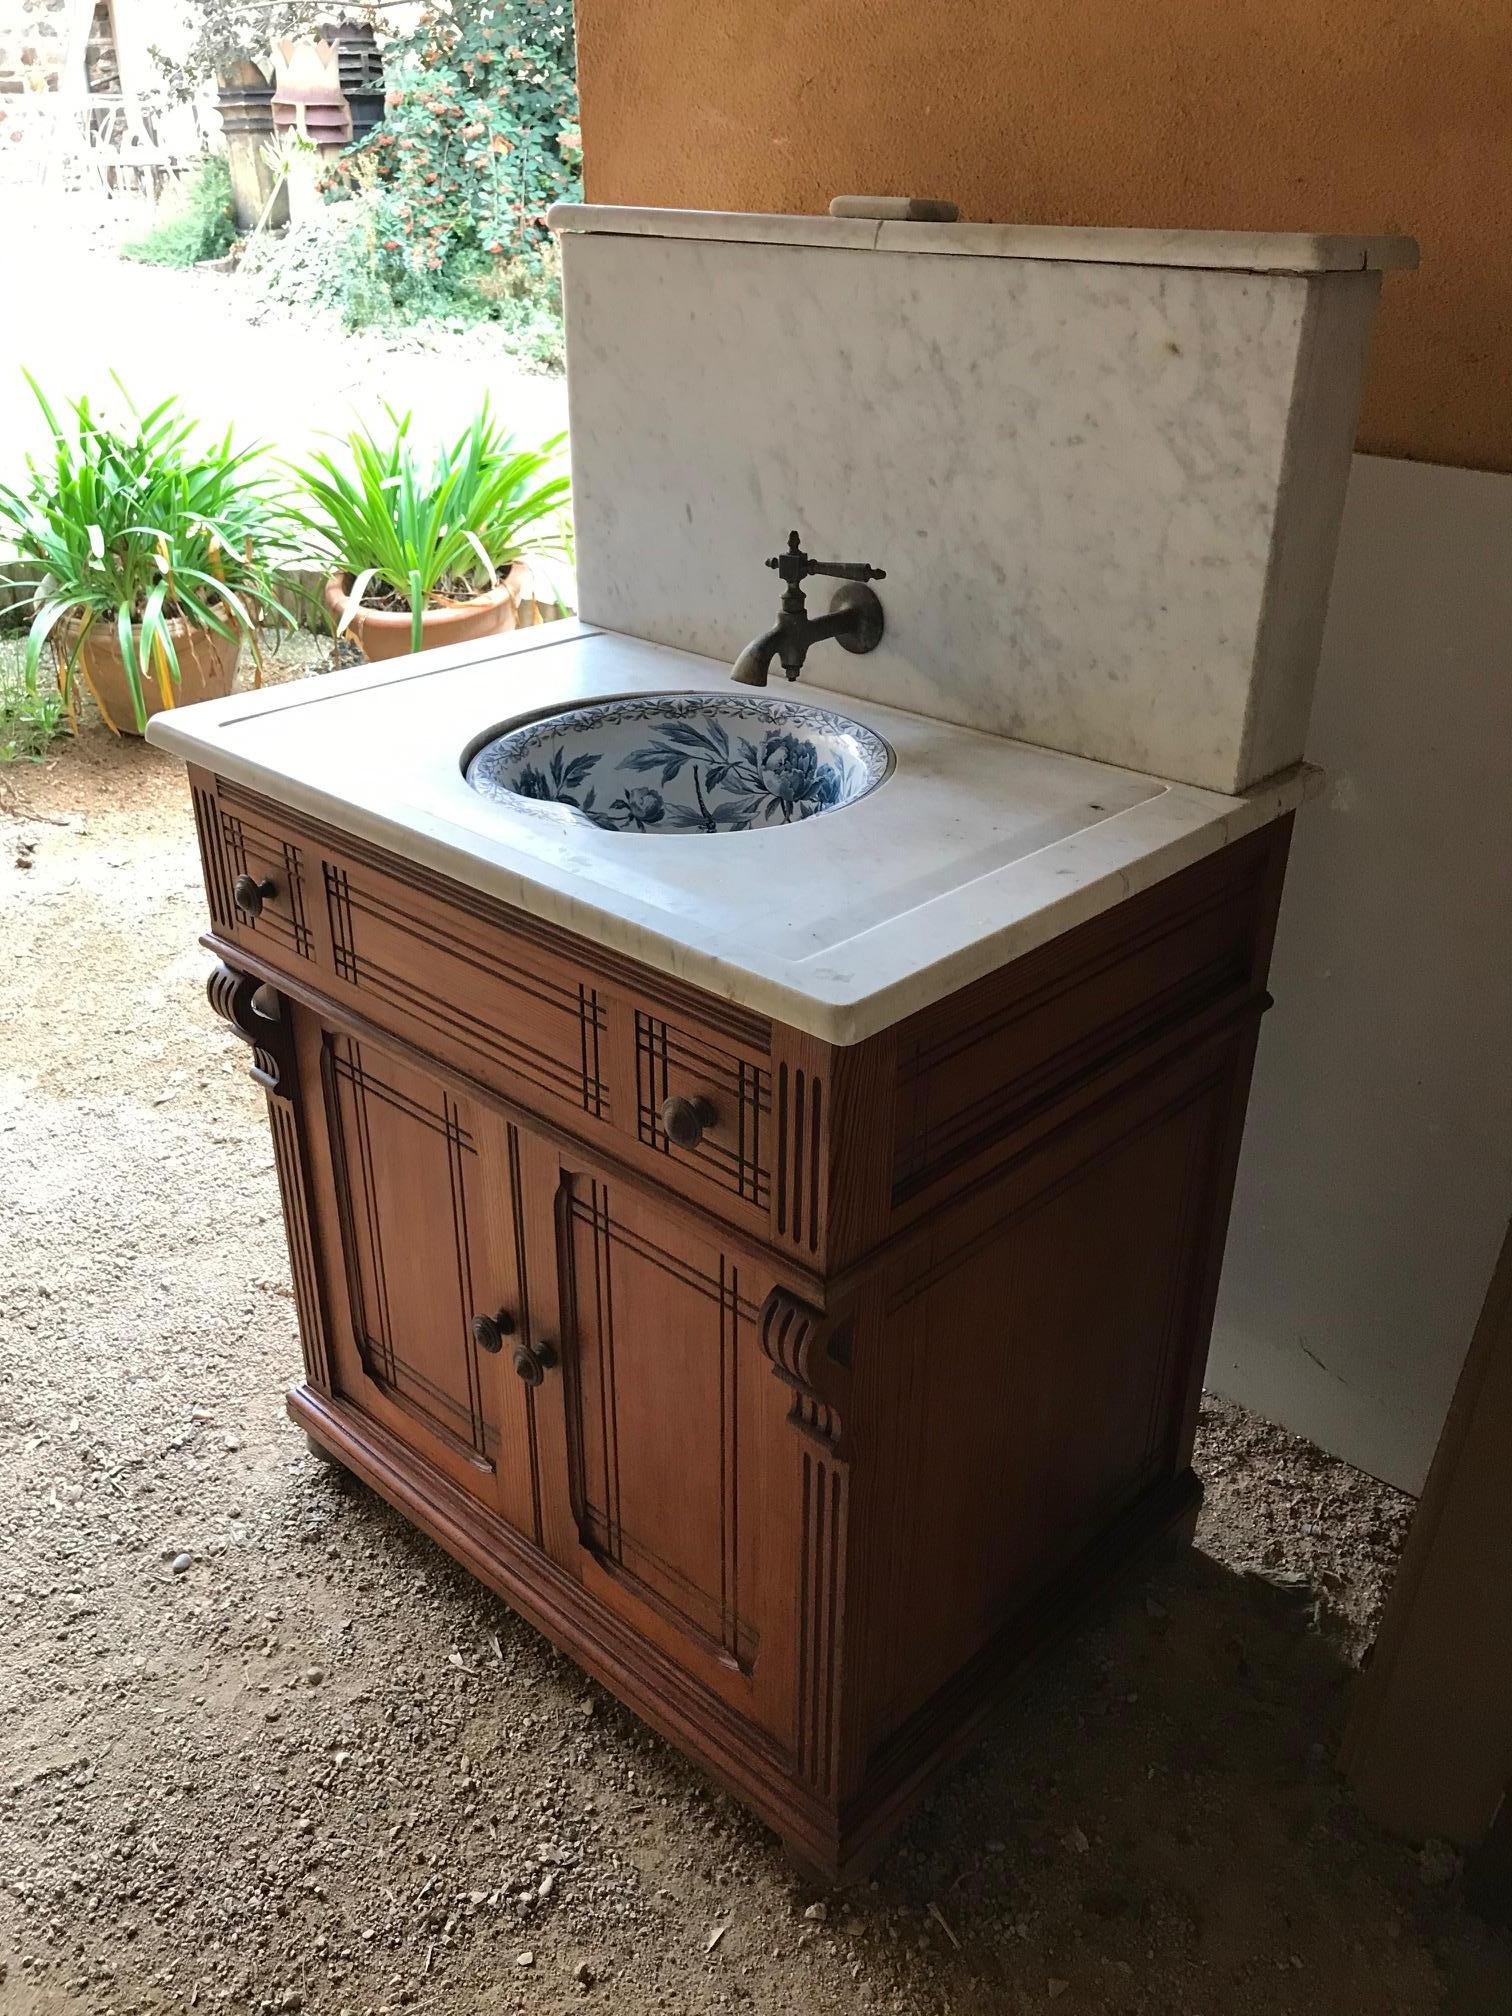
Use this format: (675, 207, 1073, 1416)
(189, 763, 1291, 1878)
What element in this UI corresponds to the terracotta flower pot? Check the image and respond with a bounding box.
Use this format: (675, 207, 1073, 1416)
(324, 567, 525, 663)
(66, 615, 240, 735)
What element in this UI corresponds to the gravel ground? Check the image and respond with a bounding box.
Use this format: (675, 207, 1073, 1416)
(3, 700, 1511, 2016)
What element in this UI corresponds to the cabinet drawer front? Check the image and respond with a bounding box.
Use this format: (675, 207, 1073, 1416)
(189, 776, 794, 1252)
(194, 780, 316, 968)
(632, 1008, 773, 1212)
(320, 842, 613, 1128)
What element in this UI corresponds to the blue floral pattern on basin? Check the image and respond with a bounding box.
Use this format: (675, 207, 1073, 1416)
(466, 693, 893, 835)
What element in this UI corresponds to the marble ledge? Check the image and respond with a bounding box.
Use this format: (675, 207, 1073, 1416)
(547, 204, 1418, 275)
(146, 625, 1320, 1049)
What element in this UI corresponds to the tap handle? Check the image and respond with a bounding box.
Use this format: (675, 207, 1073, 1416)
(765, 530, 885, 585)
(809, 557, 887, 583)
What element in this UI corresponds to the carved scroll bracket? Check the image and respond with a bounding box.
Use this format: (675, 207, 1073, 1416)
(207, 961, 294, 1095)
(759, 1287, 853, 1454)
(205, 959, 332, 1394)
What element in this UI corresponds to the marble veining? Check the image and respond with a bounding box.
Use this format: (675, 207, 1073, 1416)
(559, 222, 1389, 794)
(145, 624, 1316, 1045)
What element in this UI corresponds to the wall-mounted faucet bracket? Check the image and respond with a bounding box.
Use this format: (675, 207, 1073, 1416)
(831, 580, 885, 655)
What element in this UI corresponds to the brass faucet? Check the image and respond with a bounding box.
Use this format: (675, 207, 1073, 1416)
(731, 531, 886, 687)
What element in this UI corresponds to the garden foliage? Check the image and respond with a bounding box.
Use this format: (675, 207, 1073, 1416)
(0, 378, 294, 733)
(122, 155, 238, 270)
(328, 0, 581, 310)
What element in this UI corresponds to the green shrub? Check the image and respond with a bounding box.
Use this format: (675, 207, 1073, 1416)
(123, 155, 237, 269)
(0, 646, 66, 763)
(328, 0, 580, 281)
(238, 189, 567, 363)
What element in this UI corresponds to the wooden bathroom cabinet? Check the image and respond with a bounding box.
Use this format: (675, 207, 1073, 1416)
(189, 762, 1291, 1880)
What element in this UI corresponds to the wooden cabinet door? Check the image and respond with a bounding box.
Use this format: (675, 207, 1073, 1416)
(522, 1150, 804, 1742)
(298, 1012, 545, 1543)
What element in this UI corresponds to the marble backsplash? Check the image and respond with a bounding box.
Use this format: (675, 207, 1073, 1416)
(556, 214, 1397, 794)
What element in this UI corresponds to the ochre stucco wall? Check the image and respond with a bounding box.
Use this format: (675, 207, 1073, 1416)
(574, 0, 1509, 471)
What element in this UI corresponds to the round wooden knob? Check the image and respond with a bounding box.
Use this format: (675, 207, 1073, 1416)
(512, 1339, 558, 1387)
(660, 1094, 717, 1149)
(233, 873, 276, 918)
(471, 1309, 517, 1355)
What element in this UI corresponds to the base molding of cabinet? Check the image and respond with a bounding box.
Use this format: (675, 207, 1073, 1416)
(291, 1380, 1200, 1881)
(288, 1382, 841, 1863)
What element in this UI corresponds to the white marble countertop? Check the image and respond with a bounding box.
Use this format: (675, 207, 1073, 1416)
(146, 623, 1316, 1045)
(548, 204, 1418, 274)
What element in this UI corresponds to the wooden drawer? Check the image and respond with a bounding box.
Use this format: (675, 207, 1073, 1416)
(190, 776, 783, 1243)
(193, 778, 317, 970)
(319, 831, 613, 1127)
(629, 1005, 773, 1213)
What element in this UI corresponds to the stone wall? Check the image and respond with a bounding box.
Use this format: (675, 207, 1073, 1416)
(0, 0, 70, 98)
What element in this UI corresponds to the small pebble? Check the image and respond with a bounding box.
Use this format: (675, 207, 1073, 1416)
(515, 1949, 534, 1967)
(170, 1553, 192, 1576)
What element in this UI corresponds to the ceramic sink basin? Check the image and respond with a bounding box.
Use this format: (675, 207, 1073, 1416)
(465, 691, 893, 834)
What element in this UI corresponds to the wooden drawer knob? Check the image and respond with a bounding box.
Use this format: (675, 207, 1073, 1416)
(512, 1339, 558, 1387)
(471, 1309, 516, 1355)
(660, 1094, 717, 1149)
(233, 872, 277, 918)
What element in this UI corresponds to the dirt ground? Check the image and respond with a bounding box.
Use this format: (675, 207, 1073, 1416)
(3, 711, 1510, 2016)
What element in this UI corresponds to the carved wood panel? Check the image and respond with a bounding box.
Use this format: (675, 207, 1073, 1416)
(891, 830, 1273, 1203)
(554, 1172, 764, 1669)
(862, 1055, 1228, 1750)
(775, 1058, 825, 1258)
(316, 1030, 540, 1534)
(759, 1288, 853, 1796)
(206, 963, 331, 1394)
(191, 783, 234, 933)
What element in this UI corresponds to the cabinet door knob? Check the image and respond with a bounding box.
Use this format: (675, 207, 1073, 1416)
(233, 873, 277, 919)
(512, 1339, 558, 1387)
(660, 1093, 718, 1149)
(471, 1309, 517, 1355)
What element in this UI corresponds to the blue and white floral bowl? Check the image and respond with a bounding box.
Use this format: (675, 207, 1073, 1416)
(465, 693, 893, 835)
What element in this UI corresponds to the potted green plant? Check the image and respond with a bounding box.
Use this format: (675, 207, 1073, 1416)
(0, 377, 295, 736)
(289, 404, 570, 662)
